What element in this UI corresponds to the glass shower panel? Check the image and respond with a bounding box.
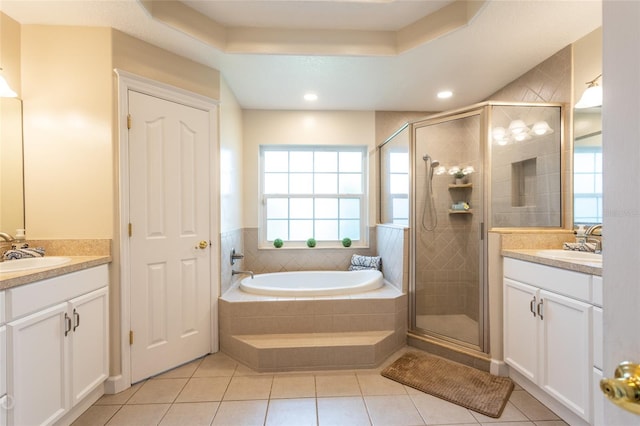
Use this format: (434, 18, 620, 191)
(412, 112, 484, 350)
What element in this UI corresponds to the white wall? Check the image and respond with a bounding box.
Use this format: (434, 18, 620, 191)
(219, 77, 244, 232)
(241, 110, 377, 228)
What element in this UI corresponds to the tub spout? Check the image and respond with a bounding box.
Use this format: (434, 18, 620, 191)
(232, 270, 254, 279)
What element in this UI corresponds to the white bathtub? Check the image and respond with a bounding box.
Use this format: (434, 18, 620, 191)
(239, 269, 384, 297)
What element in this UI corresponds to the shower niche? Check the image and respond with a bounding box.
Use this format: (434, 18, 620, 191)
(380, 102, 563, 354)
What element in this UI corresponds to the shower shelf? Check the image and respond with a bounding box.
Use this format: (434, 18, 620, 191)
(448, 209, 473, 214)
(448, 183, 473, 189)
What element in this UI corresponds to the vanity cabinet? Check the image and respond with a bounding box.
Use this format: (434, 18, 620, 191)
(4, 265, 108, 426)
(504, 258, 598, 423)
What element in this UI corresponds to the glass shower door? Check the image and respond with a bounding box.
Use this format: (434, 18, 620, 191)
(411, 110, 485, 351)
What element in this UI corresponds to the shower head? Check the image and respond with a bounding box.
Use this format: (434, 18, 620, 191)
(422, 154, 440, 168)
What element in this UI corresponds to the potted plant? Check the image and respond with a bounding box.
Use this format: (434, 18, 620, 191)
(341, 237, 352, 247)
(306, 238, 317, 248)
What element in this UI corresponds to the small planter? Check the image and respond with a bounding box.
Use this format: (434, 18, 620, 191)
(306, 238, 317, 248)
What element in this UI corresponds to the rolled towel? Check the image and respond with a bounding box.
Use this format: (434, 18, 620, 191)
(348, 254, 382, 271)
(2, 243, 45, 260)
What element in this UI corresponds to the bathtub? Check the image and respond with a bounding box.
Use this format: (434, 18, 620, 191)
(239, 269, 384, 297)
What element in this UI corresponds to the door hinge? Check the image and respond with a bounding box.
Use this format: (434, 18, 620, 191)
(127, 114, 132, 130)
(128, 223, 132, 237)
(129, 330, 134, 345)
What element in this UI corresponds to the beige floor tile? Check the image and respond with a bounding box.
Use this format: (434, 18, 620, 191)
(265, 398, 317, 426)
(71, 405, 121, 426)
(271, 375, 316, 398)
(158, 402, 219, 426)
(317, 396, 371, 426)
(94, 383, 143, 405)
(154, 358, 203, 379)
(175, 377, 232, 402)
(471, 401, 529, 423)
(223, 375, 274, 400)
(409, 392, 478, 424)
(212, 400, 268, 426)
(127, 378, 188, 404)
(356, 373, 407, 396)
(106, 404, 171, 426)
(364, 394, 426, 425)
(508, 390, 560, 421)
(480, 422, 535, 426)
(533, 421, 569, 426)
(193, 352, 238, 377)
(315, 373, 361, 397)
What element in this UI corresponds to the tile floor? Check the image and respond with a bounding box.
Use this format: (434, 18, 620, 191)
(74, 347, 568, 426)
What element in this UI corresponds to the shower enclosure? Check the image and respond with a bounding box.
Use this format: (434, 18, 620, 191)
(380, 102, 563, 354)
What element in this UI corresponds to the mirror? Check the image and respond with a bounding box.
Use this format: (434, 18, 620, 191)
(573, 107, 602, 225)
(0, 97, 25, 234)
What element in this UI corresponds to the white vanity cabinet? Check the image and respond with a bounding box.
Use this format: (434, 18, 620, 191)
(504, 257, 598, 424)
(4, 265, 108, 426)
(0, 291, 6, 426)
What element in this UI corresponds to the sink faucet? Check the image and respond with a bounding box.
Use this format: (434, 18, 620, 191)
(585, 224, 602, 254)
(232, 270, 254, 279)
(0, 232, 15, 242)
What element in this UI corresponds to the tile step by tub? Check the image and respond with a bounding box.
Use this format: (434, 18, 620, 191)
(226, 330, 399, 372)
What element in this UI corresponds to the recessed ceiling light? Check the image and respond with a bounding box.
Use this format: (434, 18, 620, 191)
(304, 93, 318, 102)
(437, 90, 453, 99)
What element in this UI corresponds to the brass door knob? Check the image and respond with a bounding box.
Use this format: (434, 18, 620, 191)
(196, 240, 209, 249)
(600, 361, 640, 415)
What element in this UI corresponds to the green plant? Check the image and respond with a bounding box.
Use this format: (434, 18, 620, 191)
(306, 238, 317, 248)
(273, 238, 283, 248)
(341, 237, 352, 247)
(454, 170, 466, 179)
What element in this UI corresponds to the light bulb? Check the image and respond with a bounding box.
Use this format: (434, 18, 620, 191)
(434, 166, 447, 175)
(532, 121, 552, 135)
(509, 120, 528, 135)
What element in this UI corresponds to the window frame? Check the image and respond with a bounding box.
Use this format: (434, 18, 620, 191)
(259, 145, 369, 248)
(573, 145, 603, 224)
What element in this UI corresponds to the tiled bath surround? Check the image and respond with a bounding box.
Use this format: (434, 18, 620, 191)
(218, 225, 409, 371)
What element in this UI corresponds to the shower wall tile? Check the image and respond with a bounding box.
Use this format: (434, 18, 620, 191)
(243, 227, 377, 273)
(376, 224, 408, 292)
(221, 228, 244, 295)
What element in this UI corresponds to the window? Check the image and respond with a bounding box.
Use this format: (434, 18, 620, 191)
(388, 151, 409, 225)
(260, 145, 367, 247)
(574, 146, 602, 224)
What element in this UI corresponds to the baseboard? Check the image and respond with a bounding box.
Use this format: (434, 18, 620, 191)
(104, 374, 130, 395)
(490, 359, 509, 376)
(54, 384, 104, 426)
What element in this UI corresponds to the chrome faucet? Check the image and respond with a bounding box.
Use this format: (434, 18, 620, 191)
(0, 232, 15, 242)
(586, 224, 603, 254)
(232, 270, 254, 279)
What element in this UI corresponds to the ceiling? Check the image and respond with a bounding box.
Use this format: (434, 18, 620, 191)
(1, 0, 602, 111)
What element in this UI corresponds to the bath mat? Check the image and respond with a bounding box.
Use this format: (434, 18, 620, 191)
(381, 351, 513, 418)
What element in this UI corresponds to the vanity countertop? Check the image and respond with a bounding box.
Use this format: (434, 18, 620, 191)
(0, 255, 112, 290)
(502, 249, 602, 276)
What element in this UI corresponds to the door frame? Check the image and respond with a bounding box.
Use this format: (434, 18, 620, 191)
(111, 69, 220, 392)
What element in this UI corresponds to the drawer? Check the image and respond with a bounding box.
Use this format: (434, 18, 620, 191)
(6, 265, 108, 321)
(503, 258, 591, 302)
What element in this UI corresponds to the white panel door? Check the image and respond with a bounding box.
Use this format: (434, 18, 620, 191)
(129, 90, 212, 382)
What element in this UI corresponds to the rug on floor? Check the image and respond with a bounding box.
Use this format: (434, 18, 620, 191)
(381, 351, 514, 418)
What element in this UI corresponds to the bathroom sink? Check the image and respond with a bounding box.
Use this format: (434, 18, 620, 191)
(535, 250, 602, 263)
(0, 256, 72, 273)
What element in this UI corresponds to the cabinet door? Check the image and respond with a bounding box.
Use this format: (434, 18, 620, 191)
(504, 278, 539, 382)
(69, 287, 109, 405)
(539, 289, 592, 422)
(7, 303, 69, 426)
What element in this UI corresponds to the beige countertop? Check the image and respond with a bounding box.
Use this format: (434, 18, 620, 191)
(0, 256, 112, 290)
(502, 249, 602, 276)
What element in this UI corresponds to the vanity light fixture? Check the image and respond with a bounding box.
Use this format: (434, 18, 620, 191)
(492, 120, 553, 145)
(575, 74, 602, 109)
(0, 67, 17, 98)
(304, 93, 318, 102)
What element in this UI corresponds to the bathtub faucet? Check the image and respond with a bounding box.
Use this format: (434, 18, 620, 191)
(232, 270, 254, 279)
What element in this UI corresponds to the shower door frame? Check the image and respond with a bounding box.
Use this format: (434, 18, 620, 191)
(409, 106, 489, 354)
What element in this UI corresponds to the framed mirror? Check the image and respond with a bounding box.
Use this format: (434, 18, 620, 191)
(0, 97, 25, 234)
(573, 107, 602, 225)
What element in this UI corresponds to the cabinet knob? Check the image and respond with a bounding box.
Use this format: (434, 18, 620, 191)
(600, 361, 640, 415)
